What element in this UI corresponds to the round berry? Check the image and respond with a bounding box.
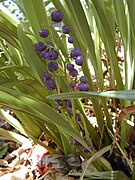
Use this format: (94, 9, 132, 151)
(43, 72, 51, 80)
(39, 29, 49, 38)
(68, 37, 74, 43)
(48, 62, 58, 71)
(80, 76, 88, 84)
(77, 83, 90, 91)
(66, 64, 74, 71)
(45, 79, 56, 90)
(69, 69, 78, 77)
(83, 147, 89, 152)
(51, 10, 63, 23)
(40, 50, 47, 60)
(70, 48, 82, 58)
(75, 56, 84, 66)
(76, 114, 81, 121)
(69, 82, 75, 89)
(83, 146, 94, 152)
(65, 100, 72, 108)
(84, 135, 86, 141)
(73, 139, 80, 145)
(45, 49, 58, 60)
(62, 25, 70, 34)
(55, 99, 62, 105)
(45, 41, 54, 48)
(35, 42, 45, 52)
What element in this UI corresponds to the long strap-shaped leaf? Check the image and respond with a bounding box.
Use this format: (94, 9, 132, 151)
(91, 0, 124, 90)
(21, 0, 50, 41)
(47, 90, 135, 101)
(51, 0, 112, 136)
(17, 25, 46, 85)
(0, 86, 88, 148)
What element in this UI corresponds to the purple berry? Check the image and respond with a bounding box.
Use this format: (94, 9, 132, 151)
(77, 83, 90, 91)
(43, 72, 51, 80)
(62, 25, 70, 34)
(73, 139, 80, 145)
(75, 56, 84, 66)
(69, 69, 78, 77)
(66, 100, 72, 108)
(70, 48, 82, 58)
(55, 99, 62, 105)
(84, 135, 86, 141)
(66, 64, 74, 71)
(45, 49, 58, 60)
(69, 82, 75, 89)
(45, 41, 54, 48)
(56, 107, 61, 113)
(48, 62, 58, 71)
(51, 10, 63, 23)
(83, 146, 94, 152)
(35, 42, 45, 52)
(80, 76, 88, 84)
(39, 29, 49, 38)
(83, 147, 89, 152)
(68, 37, 74, 43)
(45, 79, 56, 90)
(76, 114, 81, 121)
(40, 50, 47, 60)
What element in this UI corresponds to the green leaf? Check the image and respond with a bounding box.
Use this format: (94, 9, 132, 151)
(0, 128, 29, 144)
(69, 171, 129, 180)
(17, 25, 46, 84)
(21, 0, 51, 41)
(0, 86, 88, 149)
(90, 0, 124, 90)
(0, 144, 7, 158)
(0, 8, 20, 50)
(47, 90, 135, 101)
(113, 0, 127, 47)
(13, 111, 42, 138)
(0, 109, 27, 135)
(80, 145, 111, 180)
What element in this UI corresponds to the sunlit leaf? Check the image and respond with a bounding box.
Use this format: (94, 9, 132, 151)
(47, 90, 135, 101)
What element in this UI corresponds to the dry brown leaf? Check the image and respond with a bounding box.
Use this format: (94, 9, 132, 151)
(0, 159, 8, 167)
(0, 166, 28, 180)
(118, 104, 135, 122)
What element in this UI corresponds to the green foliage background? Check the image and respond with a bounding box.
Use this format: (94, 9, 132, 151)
(0, 0, 135, 179)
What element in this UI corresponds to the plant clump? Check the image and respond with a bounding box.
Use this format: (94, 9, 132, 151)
(34, 10, 91, 165)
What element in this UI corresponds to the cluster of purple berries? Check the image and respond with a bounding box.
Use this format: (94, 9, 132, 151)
(70, 48, 84, 66)
(77, 76, 90, 91)
(51, 10, 74, 44)
(55, 99, 73, 116)
(69, 76, 90, 91)
(35, 40, 58, 90)
(66, 42, 89, 92)
(35, 38, 58, 62)
(43, 72, 56, 90)
(35, 9, 90, 92)
(73, 136, 94, 153)
(66, 48, 84, 79)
